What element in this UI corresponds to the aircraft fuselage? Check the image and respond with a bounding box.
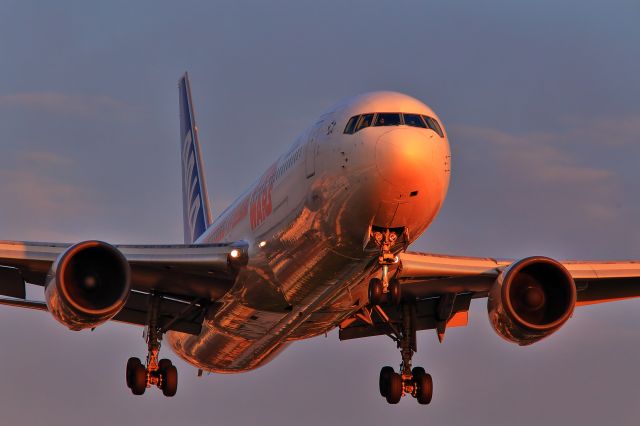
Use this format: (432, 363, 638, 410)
(168, 91, 451, 372)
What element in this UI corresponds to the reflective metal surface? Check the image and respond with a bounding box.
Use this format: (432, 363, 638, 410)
(168, 92, 452, 372)
(487, 256, 576, 345)
(45, 241, 131, 331)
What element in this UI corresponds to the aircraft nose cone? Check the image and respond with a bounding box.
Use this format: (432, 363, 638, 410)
(375, 128, 433, 190)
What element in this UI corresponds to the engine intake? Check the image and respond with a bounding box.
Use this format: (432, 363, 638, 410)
(488, 256, 576, 346)
(45, 240, 131, 330)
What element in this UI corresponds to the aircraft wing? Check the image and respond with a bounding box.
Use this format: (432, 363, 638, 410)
(0, 240, 249, 335)
(397, 251, 640, 305)
(339, 251, 640, 342)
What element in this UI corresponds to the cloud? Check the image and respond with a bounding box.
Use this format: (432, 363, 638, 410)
(0, 151, 95, 241)
(561, 115, 640, 147)
(0, 170, 90, 216)
(0, 92, 136, 120)
(453, 124, 617, 187)
(426, 116, 640, 259)
(19, 151, 74, 168)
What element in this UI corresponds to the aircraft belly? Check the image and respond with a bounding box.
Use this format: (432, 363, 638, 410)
(167, 248, 374, 372)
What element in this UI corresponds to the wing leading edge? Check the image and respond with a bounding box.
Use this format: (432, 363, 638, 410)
(396, 251, 640, 306)
(0, 240, 248, 334)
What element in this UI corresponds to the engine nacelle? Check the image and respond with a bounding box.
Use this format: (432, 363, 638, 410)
(488, 256, 576, 346)
(45, 240, 131, 331)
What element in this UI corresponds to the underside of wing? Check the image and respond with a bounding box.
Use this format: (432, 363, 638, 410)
(0, 240, 247, 297)
(396, 251, 640, 306)
(340, 250, 640, 345)
(0, 239, 248, 334)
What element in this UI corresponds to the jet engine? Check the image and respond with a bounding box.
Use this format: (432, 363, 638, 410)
(488, 256, 576, 346)
(45, 240, 131, 330)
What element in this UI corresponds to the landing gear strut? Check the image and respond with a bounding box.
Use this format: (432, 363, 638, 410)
(376, 303, 433, 405)
(125, 293, 178, 397)
(366, 228, 432, 403)
(368, 229, 402, 306)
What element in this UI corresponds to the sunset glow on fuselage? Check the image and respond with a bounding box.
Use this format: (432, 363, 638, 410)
(168, 92, 452, 372)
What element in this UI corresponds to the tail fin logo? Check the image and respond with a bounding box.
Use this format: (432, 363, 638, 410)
(182, 129, 204, 242)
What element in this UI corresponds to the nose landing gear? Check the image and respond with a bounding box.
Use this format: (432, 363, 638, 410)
(125, 293, 179, 397)
(366, 228, 434, 405)
(368, 229, 403, 306)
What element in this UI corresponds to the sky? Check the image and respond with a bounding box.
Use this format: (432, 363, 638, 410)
(0, 0, 639, 424)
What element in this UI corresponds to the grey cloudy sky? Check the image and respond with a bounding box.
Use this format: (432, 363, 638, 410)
(1, 0, 640, 425)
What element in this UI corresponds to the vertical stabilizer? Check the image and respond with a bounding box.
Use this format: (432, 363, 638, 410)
(178, 72, 213, 243)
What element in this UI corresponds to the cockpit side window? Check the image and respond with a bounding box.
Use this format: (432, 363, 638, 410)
(355, 113, 374, 132)
(422, 115, 444, 138)
(374, 113, 401, 127)
(343, 116, 359, 134)
(404, 113, 427, 128)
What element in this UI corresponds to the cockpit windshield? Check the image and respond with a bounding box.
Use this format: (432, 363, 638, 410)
(403, 113, 427, 128)
(343, 112, 443, 137)
(374, 113, 401, 126)
(355, 113, 374, 132)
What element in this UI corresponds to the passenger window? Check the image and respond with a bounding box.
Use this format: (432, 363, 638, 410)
(403, 114, 427, 128)
(374, 113, 401, 126)
(355, 114, 374, 132)
(423, 116, 444, 138)
(343, 116, 359, 134)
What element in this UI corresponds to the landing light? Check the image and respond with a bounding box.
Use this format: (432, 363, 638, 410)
(258, 241, 267, 248)
(230, 249, 240, 258)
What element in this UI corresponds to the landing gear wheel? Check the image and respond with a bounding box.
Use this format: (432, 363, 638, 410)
(385, 372, 403, 404)
(130, 362, 147, 396)
(126, 357, 142, 389)
(412, 367, 433, 405)
(388, 279, 401, 305)
(411, 366, 425, 379)
(158, 358, 173, 372)
(368, 278, 384, 306)
(161, 365, 178, 397)
(379, 366, 394, 397)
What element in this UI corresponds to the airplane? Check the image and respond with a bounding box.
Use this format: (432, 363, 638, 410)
(0, 72, 639, 404)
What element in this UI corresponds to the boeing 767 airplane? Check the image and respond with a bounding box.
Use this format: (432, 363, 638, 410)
(0, 73, 638, 404)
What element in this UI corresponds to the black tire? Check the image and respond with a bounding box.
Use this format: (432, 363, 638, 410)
(388, 279, 401, 305)
(413, 369, 433, 405)
(379, 366, 394, 397)
(158, 358, 173, 372)
(162, 365, 178, 397)
(126, 357, 142, 389)
(130, 363, 147, 396)
(412, 366, 426, 380)
(385, 372, 403, 404)
(368, 278, 384, 306)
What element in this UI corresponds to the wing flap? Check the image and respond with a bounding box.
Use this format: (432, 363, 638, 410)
(0, 291, 209, 335)
(339, 293, 472, 341)
(0, 266, 26, 299)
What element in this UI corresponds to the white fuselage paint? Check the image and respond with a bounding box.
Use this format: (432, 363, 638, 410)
(168, 91, 451, 372)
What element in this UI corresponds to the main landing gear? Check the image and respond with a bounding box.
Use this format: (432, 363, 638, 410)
(125, 293, 178, 397)
(376, 303, 433, 405)
(368, 228, 433, 405)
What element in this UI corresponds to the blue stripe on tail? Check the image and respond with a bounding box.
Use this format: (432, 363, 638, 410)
(178, 73, 212, 243)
